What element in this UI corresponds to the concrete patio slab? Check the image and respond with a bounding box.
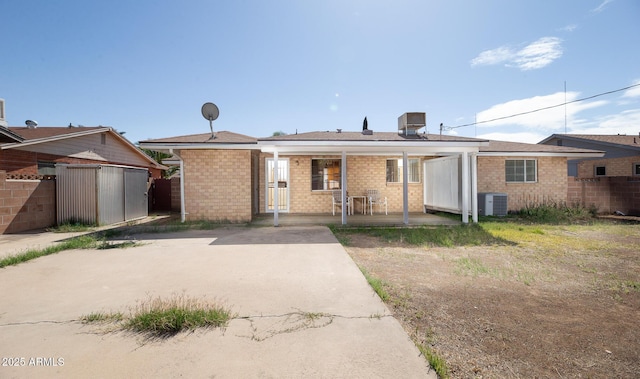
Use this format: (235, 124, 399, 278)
(0, 226, 435, 378)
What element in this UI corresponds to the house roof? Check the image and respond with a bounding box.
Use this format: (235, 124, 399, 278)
(259, 131, 487, 143)
(140, 131, 258, 144)
(0, 126, 26, 143)
(539, 134, 640, 151)
(480, 140, 604, 157)
(1, 126, 166, 170)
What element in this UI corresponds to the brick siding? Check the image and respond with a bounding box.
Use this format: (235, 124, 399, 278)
(181, 150, 253, 222)
(0, 170, 56, 234)
(577, 156, 640, 178)
(568, 176, 640, 215)
(477, 156, 568, 211)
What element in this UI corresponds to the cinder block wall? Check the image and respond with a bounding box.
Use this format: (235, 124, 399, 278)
(568, 176, 640, 215)
(577, 156, 640, 178)
(181, 150, 253, 222)
(0, 170, 56, 234)
(477, 156, 568, 211)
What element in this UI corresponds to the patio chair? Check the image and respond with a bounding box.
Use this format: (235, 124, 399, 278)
(332, 190, 351, 215)
(366, 189, 387, 215)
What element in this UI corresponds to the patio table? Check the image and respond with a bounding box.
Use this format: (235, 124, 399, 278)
(349, 195, 368, 215)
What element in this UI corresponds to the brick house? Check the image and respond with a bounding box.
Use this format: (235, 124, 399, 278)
(539, 134, 640, 215)
(0, 125, 166, 233)
(139, 113, 603, 225)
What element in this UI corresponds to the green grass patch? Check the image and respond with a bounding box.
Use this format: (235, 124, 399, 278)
(48, 220, 97, 233)
(124, 294, 234, 337)
(331, 224, 511, 248)
(417, 343, 449, 379)
(359, 266, 390, 301)
(455, 256, 492, 276)
(82, 294, 234, 338)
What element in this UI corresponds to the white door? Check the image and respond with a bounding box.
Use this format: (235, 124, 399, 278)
(266, 158, 289, 212)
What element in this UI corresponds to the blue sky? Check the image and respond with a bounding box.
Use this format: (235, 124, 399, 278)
(1, 0, 639, 144)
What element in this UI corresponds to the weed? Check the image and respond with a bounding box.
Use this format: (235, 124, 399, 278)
(359, 266, 390, 301)
(81, 312, 124, 323)
(417, 343, 449, 379)
(124, 293, 234, 337)
(48, 220, 97, 233)
(455, 257, 491, 277)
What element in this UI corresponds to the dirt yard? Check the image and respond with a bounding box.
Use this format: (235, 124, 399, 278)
(341, 222, 640, 378)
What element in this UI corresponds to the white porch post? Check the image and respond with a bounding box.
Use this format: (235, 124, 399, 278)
(341, 151, 347, 225)
(273, 150, 279, 227)
(461, 151, 469, 223)
(471, 152, 478, 223)
(402, 151, 409, 225)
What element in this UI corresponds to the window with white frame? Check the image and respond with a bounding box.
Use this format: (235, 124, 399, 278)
(386, 158, 420, 183)
(595, 165, 606, 176)
(311, 159, 341, 190)
(505, 159, 537, 183)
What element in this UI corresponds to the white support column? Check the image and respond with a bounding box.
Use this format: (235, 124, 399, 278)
(471, 152, 478, 223)
(461, 151, 469, 223)
(341, 151, 347, 225)
(273, 150, 279, 227)
(403, 152, 409, 225)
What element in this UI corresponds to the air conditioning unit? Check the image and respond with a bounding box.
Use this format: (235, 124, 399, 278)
(478, 193, 508, 216)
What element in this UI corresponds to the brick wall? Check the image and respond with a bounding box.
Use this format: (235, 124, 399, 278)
(0, 170, 56, 234)
(170, 177, 181, 212)
(568, 176, 640, 215)
(182, 149, 253, 222)
(258, 154, 423, 214)
(477, 156, 568, 211)
(577, 156, 640, 178)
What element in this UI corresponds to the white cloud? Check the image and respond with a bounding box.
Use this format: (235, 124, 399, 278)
(476, 131, 547, 144)
(471, 37, 563, 71)
(560, 24, 578, 32)
(622, 80, 640, 98)
(592, 0, 614, 13)
(476, 92, 607, 131)
(569, 109, 640, 135)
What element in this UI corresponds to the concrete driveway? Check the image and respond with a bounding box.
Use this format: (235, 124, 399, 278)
(0, 226, 435, 378)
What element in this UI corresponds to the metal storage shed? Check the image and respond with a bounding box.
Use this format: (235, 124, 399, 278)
(56, 164, 149, 226)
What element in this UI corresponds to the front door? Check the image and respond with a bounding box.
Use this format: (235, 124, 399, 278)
(266, 158, 289, 212)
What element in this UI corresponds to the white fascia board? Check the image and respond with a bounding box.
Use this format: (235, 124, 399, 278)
(478, 152, 605, 158)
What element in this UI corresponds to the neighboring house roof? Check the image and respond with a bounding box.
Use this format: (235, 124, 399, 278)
(0, 126, 166, 170)
(539, 134, 640, 152)
(141, 131, 258, 144)
(0, 126, 25, 143)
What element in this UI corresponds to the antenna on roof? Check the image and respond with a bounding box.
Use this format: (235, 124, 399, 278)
(201, 102, 219, 139)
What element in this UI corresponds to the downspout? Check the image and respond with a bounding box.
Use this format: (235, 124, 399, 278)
(170, 148, 186, 223)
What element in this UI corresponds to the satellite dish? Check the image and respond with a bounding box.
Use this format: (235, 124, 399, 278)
(201, 102, 219, 138)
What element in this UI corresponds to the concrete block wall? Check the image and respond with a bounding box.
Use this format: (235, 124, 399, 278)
(568, 176, 640, 215)
(477, 156, 568, 211)
(181, 150, 253, 222)
(577, 156, 640, 178)
(0, 170, 56, 234)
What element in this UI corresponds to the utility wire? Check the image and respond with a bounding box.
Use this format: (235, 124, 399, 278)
(446, 82, 640, 130)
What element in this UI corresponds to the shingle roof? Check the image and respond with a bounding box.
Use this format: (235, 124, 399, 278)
(8, 126, 107, 140)
(481, 140, 602, 154)
(140, 131, 257, 144)
(552, 134, 640, 148)
(260, 131, 487, 143)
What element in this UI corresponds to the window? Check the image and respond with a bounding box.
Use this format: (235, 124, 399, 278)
(505, 159, 537, 183)
(386, 158, 420, 183)
(311, 159, 341, 190)
(595, 166, 606, 176)
(37, 161, 56, 176)
(634, 163, 640, 176)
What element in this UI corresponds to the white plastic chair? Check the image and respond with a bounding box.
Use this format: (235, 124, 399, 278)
(332, 190, 351, 215)
(367, 189, 387, 215)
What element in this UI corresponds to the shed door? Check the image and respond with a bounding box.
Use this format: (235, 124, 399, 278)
(124, 168, 149, 220)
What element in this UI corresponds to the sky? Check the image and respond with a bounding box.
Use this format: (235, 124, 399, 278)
(1, 0, 639, 145)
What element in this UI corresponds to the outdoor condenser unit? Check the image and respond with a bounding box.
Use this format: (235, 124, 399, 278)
(478, 193, 508, 216)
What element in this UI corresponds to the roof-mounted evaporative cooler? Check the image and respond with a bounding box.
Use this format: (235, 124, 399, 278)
(398, 112, 426, 136)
